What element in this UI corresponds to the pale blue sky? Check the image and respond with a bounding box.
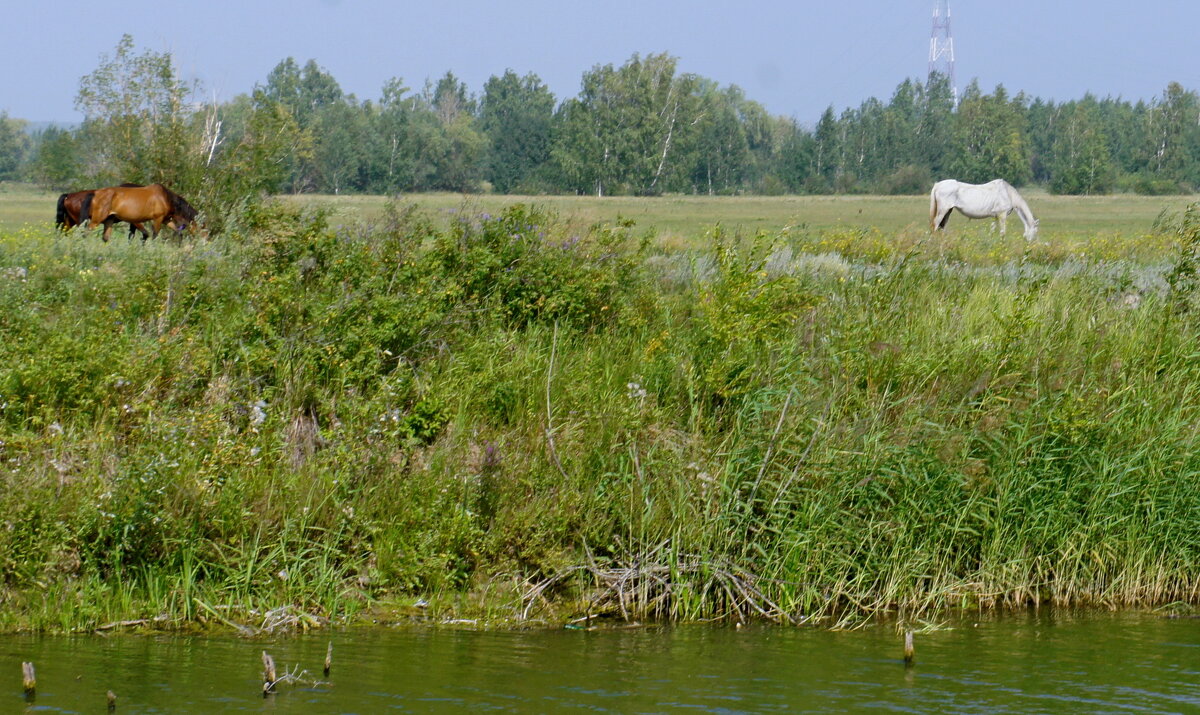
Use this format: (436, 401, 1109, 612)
(6, 1, 1200, 125)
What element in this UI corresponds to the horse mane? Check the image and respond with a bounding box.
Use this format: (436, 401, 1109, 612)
(165, 187, 198, 223)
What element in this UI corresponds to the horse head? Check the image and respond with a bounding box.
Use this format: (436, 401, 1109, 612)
(164, 188, 206, 237)
(1023, 218, 1039, 242)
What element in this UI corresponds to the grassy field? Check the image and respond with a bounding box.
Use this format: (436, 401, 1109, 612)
(1, 186, 1199, 632)
(286, 189, 1200, 248)
(5, 182, 1197, 248)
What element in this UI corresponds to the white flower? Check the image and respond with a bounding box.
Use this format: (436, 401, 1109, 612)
(250, 400, 267, 426)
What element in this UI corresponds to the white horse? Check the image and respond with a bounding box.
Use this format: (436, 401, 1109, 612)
(929, 179, 1039, 240)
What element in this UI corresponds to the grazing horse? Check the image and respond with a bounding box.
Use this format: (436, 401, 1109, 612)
(930, 179, 1039, 240)
(81, 183, 199, 242)
(56, 183, 144, 237)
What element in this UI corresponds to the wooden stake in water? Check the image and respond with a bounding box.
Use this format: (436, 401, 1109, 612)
(21, 661, 35, 697)
(903, 630, 915, 666)
(324, 641, 332, 676)
(107, 690, 118, 711)
(262, 651, 277, 694)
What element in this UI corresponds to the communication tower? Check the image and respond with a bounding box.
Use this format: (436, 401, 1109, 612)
(929, 0, 958, 104)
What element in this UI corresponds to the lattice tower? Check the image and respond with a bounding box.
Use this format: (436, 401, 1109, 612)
(929, 0, 958, 104)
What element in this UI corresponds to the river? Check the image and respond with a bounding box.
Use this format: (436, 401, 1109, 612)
(3, 610, 1197, 713)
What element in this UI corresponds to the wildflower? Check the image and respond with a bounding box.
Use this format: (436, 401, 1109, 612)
(250, 400, 267, 426)
(626, 382, 647, 400)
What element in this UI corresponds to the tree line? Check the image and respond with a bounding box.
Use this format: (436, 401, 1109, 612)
(3, 35, 1200, 202)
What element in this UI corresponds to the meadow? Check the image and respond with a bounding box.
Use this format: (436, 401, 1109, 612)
(6, 182, 1196, 244)
(1, 184, 1198, 632)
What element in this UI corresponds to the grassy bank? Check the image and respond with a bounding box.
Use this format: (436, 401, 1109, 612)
(0, 197, 1198, 633)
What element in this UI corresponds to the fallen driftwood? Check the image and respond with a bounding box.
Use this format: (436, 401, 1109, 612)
(94, 616, 172, 632)
(193, 600, 327, 636)
(260, 649, 331, 696)
(522, 548, 797, 625)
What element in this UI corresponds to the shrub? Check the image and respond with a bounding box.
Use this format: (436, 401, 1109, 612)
(432, 204, 649, 329)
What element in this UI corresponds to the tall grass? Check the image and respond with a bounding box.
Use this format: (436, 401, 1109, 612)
(0, 200, 1197, 632)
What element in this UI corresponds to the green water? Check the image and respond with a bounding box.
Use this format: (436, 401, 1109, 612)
(2, 611, 1197, 713)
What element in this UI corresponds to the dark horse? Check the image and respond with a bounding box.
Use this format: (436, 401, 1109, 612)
(56, 183, 144, 238)
(80, 183, 199, 242)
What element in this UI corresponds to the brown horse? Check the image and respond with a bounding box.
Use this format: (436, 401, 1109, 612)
(56, 183, 143, 237)
(81, 183, 199, 242)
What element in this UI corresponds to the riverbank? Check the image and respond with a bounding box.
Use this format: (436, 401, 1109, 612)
(1, 199, 1198, 633)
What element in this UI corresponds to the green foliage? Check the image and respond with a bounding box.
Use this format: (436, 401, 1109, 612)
(480, 71, 555, 193)
(1162, 203, 1200, 312)
(682, 228, 815, 409)
(950, 82, 1033, 185)
(0, 113, 31, 181)
(1, 205, 1200, 630)
(73, 34, 203, 191)
(432, 203, 648, 328)
(14, 40, 1200, 198)
(1048, 100, 1114, 195)
(875, 164, 934, 195)
(552, 53, 700, 196)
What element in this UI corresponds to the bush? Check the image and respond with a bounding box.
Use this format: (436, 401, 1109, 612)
(1119, 173, 1191, 195)
(432, 204, 649, 329)
(875, 165, 934, 195)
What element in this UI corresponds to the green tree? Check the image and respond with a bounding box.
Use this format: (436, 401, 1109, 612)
(552, 52, 699, 196)
(1145, 82, 1200, 187)
(420, 72, 485, 192)
(29, 126, 80, 189)
(429, 72, 476, 125)
(74, 34, 203, 190)
(219, 91, 312, 197)
(688, 82, 749, 194)
(369, 77, 423, 192)
(950, 81, 1032, 185)
(1048, 99, 1114, 194)
(479, 70, 555, 193)
(808, 106, 840, 191)
(771, 119, 815, 193)
(0, 113, 31, 181)
(916, 73, 956, 177)
(312, 100, 371, 193)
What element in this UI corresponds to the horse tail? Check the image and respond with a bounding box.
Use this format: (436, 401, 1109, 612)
(929, 187, 938, 231)
(55, 193, 68, 229)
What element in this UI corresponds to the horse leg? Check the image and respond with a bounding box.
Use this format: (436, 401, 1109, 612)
(101, 217, 116, 242)
(131, 221, 150, 241)
(936, 207, 952, 230)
